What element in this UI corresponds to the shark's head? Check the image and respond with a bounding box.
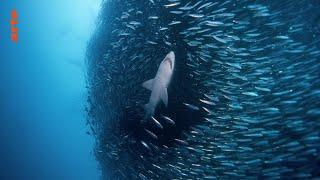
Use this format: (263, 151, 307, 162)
(163, 51, 175, 70)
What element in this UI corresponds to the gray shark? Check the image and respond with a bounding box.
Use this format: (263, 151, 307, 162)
(142, 51, 175, 118)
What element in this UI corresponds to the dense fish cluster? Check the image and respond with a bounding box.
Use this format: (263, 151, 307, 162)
(87, 0, 320, 179)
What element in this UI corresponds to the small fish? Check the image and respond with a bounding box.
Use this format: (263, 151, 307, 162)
(199, 99, 215, 106)
(168, 21, 182, 26)
(161, 115, 175, 125)
(151, 116, 163, 129)
(145, 129, 158, 139)
(205, 21, 224, 27)
(170, 10, 183, 14)
(242, 92, 259, 97)
(213, 35, 227, 44)
(160, 27, 168, 31)
(255, 86, 271, 92)
(164, 2, 180, 8)
(146, 40, 158, 45)
(148, 16, 159, 20)
(141, 141, 151, 151)
(129, 21, 141, 26)
(183, 103, 200, 110)
(197, 2, 213, 10)
(188, 14, 204, 18)
(174, 139, 189, 145)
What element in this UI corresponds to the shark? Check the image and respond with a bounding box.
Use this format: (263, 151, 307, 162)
(142, 51, 175, 118)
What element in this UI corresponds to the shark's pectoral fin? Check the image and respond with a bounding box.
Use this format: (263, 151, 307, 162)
(142, 79, 154, 90)
(161, 88, 168, 107)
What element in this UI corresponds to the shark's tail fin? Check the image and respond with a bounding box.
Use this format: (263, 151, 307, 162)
(144, 103, 155, 119)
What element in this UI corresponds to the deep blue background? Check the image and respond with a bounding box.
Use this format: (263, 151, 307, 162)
(0, 0, 101, 179)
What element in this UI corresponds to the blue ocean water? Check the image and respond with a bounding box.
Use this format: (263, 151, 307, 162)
(1, 0, 320, 179)
(0, 0, 101, 179)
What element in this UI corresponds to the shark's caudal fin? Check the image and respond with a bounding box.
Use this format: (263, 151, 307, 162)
(160, 88, 168, 107)
(142, 79, 154, 90)
(144, 103, 155, 119)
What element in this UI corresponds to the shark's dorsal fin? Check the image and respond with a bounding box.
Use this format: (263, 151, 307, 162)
(142, 79, 154, 90)
(161, 88, 168, 107)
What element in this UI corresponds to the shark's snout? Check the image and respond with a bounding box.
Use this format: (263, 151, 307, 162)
(168, 51, 175, 60)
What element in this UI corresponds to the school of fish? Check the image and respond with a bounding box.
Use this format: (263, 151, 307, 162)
(86, 0, 320, 179)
